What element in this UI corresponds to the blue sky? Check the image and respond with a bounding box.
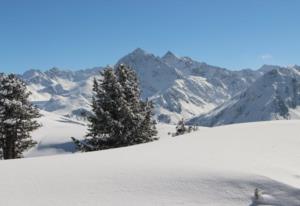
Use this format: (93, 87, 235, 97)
(0, 0, 300, 73)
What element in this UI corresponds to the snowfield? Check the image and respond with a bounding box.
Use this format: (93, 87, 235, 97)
(25, 111, 87, 157)
(1, 112, 300, 206)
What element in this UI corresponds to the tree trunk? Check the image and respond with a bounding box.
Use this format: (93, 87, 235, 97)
(3, 134, 15, 159)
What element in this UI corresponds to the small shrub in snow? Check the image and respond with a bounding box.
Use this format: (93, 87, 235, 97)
(172, 119, 198, 137)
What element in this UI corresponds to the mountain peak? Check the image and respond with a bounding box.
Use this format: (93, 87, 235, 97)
(162, 51, 177, 59)
(117, 48, 154, 67)
(49, 67, 61, 73)
(22, 69, 43, 79)
(131, 48, 147, 55)
(161, 51, 181, 66)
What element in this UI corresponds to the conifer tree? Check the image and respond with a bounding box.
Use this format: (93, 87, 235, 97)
(86, 67, 127, 149)
(137, 100, 158, 142)
(0, 74, 41, 159)
(74, 64, 157, 151)
(116, 64, 157, 144)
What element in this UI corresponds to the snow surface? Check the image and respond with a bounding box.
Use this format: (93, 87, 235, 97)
(25, 111, 173, 157)
(25, 111, 87, 157)
(1, 112, 300, 206)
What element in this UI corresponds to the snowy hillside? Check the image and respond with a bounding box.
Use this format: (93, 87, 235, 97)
(24, 111, 87, 157)
(25, 111, 173, 157)
(22, 48, 262, 123)
(189, 66, 300, 126)
(1, 114, 300, 206)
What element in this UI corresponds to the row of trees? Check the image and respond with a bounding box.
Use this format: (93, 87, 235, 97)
(0, 64, 158, 159)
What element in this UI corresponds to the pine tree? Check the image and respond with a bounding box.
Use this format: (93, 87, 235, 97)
(75, 64, 157, 151)
(86, 67, 127, 149)
(137, 100, 158, 142)
(0, 74, 41, 159)
(116, 64, 157, 144)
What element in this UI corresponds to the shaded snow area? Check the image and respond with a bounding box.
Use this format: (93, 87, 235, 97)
(24, 111, 87, 157)
(1, 112, 300, 206)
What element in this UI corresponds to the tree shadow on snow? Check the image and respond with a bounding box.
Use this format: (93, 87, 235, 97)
(36, 141, 76, 153)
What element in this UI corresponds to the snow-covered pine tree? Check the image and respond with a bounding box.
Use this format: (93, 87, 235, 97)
(0, 74, 41, 159)
(85, 67, 127, 149)
(75, 65, 157, 151)
(115, 64, 140, 145)
(137, 100, 158, 142)
(116, 64, 157, 144)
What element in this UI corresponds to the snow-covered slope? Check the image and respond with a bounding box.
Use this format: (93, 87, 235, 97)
(1, 117, 300, 206)
(161, 51, 260, 97)
(24, 111, 87, 157)
(189, 66, 300, 126)
(25, 111, 173, 157)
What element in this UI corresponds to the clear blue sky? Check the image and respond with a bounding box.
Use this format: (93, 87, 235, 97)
(1, 0, 300, 73)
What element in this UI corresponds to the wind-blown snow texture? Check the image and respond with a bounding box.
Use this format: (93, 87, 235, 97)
(1, 113, 300, 206)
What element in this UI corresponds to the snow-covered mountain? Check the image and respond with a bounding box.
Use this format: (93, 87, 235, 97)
(21, 49, 288, 124)
(189, 66, 300, 126)
(116, 48, 260, 122)
(22, 67, 103, 119)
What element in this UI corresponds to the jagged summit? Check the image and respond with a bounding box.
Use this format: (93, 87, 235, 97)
(116, 48, 158, 66)
(131, 48, 148, 55)
(48, 67, 62, 72)
(162, 50, 178, 59)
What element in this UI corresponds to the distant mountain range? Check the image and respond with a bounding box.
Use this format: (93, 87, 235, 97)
(20, 48, 300, 125)
(188, 66, 300, 126)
